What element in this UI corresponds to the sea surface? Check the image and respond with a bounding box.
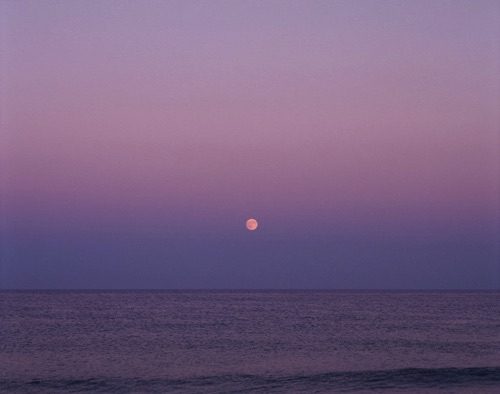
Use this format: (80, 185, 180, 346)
(1, 290, 499, 393)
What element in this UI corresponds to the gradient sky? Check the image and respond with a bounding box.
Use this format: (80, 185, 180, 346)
(1, 0, 499, 289)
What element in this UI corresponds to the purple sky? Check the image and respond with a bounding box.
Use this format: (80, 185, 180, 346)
(1, 0, 499, 289)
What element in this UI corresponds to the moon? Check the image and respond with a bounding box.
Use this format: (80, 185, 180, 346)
(246, 218, 258, 231)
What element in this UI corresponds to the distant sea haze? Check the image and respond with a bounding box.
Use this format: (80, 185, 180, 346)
(1, 290, 499, 393)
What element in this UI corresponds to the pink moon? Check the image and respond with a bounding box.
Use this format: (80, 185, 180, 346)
(246, 218, 258, 231)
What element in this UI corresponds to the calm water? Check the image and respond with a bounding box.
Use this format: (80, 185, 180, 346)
(1, 290, 499, 393)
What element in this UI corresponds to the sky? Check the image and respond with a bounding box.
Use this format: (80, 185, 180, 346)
(1, 0, 499, 289)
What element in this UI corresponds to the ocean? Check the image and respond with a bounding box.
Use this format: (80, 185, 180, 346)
(1, 290, 499, 393)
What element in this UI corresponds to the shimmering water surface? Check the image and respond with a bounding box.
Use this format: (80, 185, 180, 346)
(1, 291, 499, 392)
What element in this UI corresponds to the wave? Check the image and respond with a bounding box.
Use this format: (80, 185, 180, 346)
(2, 366, 500, 393)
